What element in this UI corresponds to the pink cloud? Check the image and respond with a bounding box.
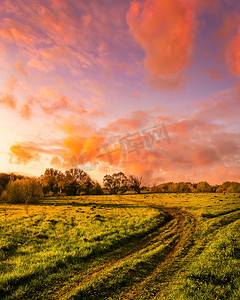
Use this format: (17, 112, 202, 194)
(226, 28, 240, 76)
(127, 0, 196, 88)
(3, 0, 239, 185)
(6, 76, 18, 93)
(34, 86, 86, 116)
(14, 61, 28, 77)
(193, 88, 240, 121)
(0, 0, 135, 78)
(106, 111, 149, 133)
(27, 58, 54, 72)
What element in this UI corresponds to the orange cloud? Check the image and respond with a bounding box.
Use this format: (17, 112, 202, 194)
(58, 119, 90, 136)
(47, 95, 238, 184)
(56, 116, 125, 168)
(0, 18, 36, 47)
(106, 111, 149, 133)
(9, 141, 64, 166)
(101, 98, 240, 184)
(35, 86, 86, 116)
(216, 12, 240, 77)
(61, 134, 123, 170)
(127, 0, 196, 88)
(0, 94, 16, 109)
(28, 57, 54, 72)
(19, 104, 32, 119)
(10, 144, 39, 164)
(14, 61, 28, 77)
(42, 96, 70, 114)
(116, 122, 239, 184)
(6, 76, 18, 93)
(8, 100, 240, 185)
(64, 135, 105, 158)
(226, 29, 240, 76)
(50, 156, 63, 168)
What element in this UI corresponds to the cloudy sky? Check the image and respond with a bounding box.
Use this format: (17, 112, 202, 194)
(0, 0, 239, 184)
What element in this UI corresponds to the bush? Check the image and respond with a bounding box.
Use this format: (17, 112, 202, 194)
(6, 178, 43, 204)
(0, 185, 3, 196)
(0, 190, 8, 203)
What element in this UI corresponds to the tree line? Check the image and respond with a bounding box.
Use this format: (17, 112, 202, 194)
(0, 169, 239, 204)
(150, 181, 240, 193)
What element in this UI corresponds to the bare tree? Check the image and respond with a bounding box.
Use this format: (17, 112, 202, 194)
(128, 175, 143, 194)
(103, 172, 128, 194)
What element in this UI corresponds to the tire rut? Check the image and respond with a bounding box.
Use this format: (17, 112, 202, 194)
(64, 203, 198, 300)
(118, 204, 198, 299)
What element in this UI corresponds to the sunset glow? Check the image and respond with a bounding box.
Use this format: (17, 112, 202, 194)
(0, 0, 239, 184)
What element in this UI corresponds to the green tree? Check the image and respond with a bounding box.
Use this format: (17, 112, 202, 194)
(41, 168, 64, 195)
(220, 181, 232, 192)
(196, 181, 211, 193)
(0, 190, 8, 203)
(161, 183, 169, 193)
(1, 190, 8, 222)
(226, 182, 240, 193)
(7, 178, 43, 204)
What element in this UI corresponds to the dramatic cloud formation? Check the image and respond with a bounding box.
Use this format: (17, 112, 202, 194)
(0, 0, 239, 184)
(0, 0, 132, 77)
(127, 0, 196, 87)
(9, 85, 240, 184)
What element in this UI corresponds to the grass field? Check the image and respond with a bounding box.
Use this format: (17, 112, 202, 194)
(0, 193, 239, 299)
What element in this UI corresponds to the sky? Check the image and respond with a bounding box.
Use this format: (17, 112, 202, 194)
(0, 0, 240, 185)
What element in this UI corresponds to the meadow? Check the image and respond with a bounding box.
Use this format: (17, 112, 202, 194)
(0, 193, 239, 299)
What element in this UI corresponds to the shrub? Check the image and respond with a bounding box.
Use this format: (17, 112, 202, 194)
(6, 178, 43, 204)
(0, 184, 3, 196)
(0, 190, 8, 203)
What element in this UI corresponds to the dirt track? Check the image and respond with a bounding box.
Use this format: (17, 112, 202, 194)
(61, 198, 240, 299)
(118, 204, 198, 299)
(64, 202, 199, 300)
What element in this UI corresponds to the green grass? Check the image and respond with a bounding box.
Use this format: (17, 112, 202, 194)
(165, 219, 240, 300)
(0, 193, 239, 299)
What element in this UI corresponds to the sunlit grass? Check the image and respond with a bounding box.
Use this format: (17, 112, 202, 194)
(0, 195, 165, 299)
(0, 193, 239, 299)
